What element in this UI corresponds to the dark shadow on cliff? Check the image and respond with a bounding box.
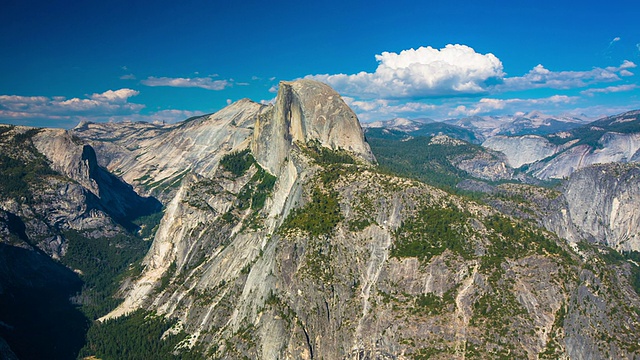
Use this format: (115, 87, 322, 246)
(82, 145, 163, 232)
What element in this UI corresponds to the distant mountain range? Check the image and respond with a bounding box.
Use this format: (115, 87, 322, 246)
(484, 110, 640, 179)
(364, 110, 640, 180)
(363, 111, 593, 143)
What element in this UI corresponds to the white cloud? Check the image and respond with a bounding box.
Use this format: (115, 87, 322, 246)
(268, 85, 278, 93)
(306, 45, 636, 100)
(226, 99, 232, 105)
(307, 44, 504, 98)
(449, 95, 578, 117)
(501, 61, 635, 91)
(90, 89, 139, 102)
(612, 37, 621, 43)
(260, 97, 276, 105)
(141, 76, 231, 90)
(0, 89, 145, 126)
(120, 74, 136, 80)
(581, 84, 638, 96)
(618, 60, 636, 69)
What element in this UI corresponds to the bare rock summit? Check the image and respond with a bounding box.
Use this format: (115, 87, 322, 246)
(253, 79, 375, 174)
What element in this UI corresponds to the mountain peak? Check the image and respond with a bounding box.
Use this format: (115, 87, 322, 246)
(252, 79, 375, 174)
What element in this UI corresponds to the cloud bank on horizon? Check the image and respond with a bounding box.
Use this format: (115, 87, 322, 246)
(2, 43, 640, 128)
(5, 43, 636, 127)
(0, 89, 203, 128)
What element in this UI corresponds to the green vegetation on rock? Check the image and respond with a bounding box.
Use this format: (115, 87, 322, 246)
(281, 187, 343, 236)
(391, 204, 473, 263)
(237, 166, 277, 211)
(220, 148, 255, 177)
(300, 140, 356, 165)
(79, 310, 203, 360)
(0, 128, 57, 202)
(368, 136, 482, 191)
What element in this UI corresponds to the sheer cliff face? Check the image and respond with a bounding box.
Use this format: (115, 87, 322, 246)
(252, 80, 375, 174)
(546, 163, 640, 252)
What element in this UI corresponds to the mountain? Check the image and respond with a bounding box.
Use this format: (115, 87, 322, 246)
(366, 134, 518, 190)
(361, 111, 589, 145)
(1, 80, 640, 359)
(444, 111, 590, 139)
(364, 117, 434, 132)
(0, 125, 162, 358)
(362, 118, 481, 144)
(483, 110, 640, 179)
(94, 81, 638, 359)
(546, 162, 640, 252)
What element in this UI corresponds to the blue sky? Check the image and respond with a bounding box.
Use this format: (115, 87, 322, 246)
(1, 0, 640, 128)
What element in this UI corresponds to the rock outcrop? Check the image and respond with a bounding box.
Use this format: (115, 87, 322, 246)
(252, 80, 375, 174)
(32, 129, 161, 229)
(545, 163, 640, 252)
(482, 134, 560, 168)
(529, 132, 640, 179)
(74, 99, 269, 201)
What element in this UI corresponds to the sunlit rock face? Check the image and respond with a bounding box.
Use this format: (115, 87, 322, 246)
(545, 163, 640, 252)
(252, 79, 375, 175)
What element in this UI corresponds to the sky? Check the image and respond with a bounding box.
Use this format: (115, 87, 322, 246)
(1, 0, 640, 128)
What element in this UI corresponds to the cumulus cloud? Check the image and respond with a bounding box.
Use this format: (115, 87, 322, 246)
(581, 84, 638, 96)
(449, 95, 578, 117)
(90, 89, 139, 102)
(260, 98, 276, 105)
(141, 76, 231, 90)
(307, 44, 504, 98)
(306, 45, 636, 101)
(501, 61, 635, 91)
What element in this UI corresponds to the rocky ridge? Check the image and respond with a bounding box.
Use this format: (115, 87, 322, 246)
(482, 110, 640, 180)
